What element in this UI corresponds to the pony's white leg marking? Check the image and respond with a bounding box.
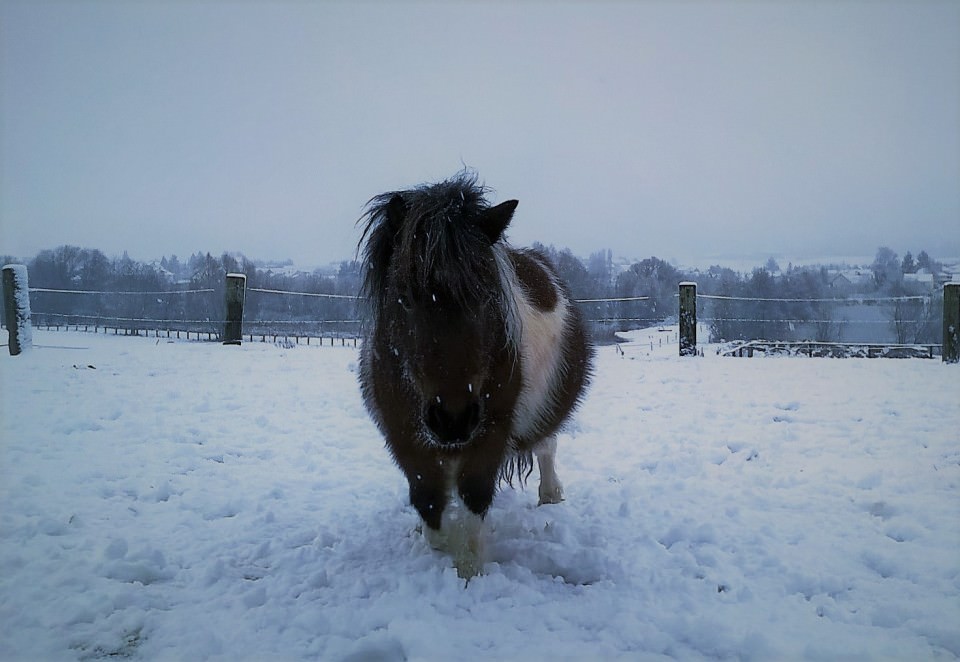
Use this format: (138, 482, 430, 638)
(423, 497, 487, 580)
(535, 434, 564, 505)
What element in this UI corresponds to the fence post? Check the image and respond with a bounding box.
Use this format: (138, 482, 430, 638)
(223, 273, 246, 346)
(2, 264, 33, 356)
(944, 283, 960, 363)
(679, 281, 697, 357)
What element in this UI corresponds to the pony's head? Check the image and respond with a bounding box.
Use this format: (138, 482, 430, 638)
(359, 173, 520, 447)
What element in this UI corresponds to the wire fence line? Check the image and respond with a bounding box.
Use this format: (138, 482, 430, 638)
(696, 293, 930, 303)
(31, 312, 362, 326)
(28, 287, 216, 295)
(30, 285, 654, 303)
(698, 287, 942, 347)
(25, 284, 656, 323)
(27, 284, 932, 304)
(36, 313, 220, 325)
(16, 283, 946, 348)
(574, 295, 650, 303)
(26, 284, 651, 319)
(698, 317, 930, 324)
(246, 287, 359, 300)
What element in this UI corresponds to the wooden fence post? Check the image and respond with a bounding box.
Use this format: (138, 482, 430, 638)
(223, 273, 246, 346)
(3, 264, 33, 356)
(2, 264, 33, 356)
(944, 283, 960, 363)
(679, 281, 697, 357)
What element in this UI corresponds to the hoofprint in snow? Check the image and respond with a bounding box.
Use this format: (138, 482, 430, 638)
(1, 330, 957, 660)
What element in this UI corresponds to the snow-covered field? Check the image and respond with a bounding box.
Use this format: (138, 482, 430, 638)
(1, 329, 957, 660)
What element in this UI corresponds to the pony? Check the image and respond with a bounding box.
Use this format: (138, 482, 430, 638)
(357, 172, 593, 578)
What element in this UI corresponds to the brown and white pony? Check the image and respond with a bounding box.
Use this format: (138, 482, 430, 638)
(357, 172, 593, 577)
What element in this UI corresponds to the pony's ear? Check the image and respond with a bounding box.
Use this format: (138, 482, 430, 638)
(386, 194, 407, 232)
(476, 199, 518, 243)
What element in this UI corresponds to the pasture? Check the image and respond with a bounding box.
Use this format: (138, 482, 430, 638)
(1, 329, 958, 660)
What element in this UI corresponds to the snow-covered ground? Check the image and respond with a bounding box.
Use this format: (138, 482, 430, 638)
(1, 329, 957, 660)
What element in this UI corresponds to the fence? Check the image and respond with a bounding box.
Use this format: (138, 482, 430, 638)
(7, 273, 363, 347)
(698, 293, 942, 345)
(4, 264, 959, 363)
(678, 281, 959, 362)
(2, 270, 647, 350)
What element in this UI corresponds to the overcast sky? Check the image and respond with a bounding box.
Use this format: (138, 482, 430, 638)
(2, 1, 958, 268)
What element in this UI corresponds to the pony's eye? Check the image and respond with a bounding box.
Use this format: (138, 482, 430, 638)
(397, 294, 412, 310)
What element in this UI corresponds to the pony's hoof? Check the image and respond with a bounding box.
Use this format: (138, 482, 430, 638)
(455, 555, 484, 580)
(423, 504, 487, 579)
(538, 485, 564, 506)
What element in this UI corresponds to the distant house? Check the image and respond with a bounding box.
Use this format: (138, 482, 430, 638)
(827, 269, 872, 295)
(150, 261, 176, 283)
(828, 272, 854, 295)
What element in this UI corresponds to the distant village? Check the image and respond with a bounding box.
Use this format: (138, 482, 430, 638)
(110, 246, 958, 299)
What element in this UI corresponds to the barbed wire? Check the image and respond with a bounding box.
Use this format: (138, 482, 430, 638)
(25, 285, 653, 304)
(729, 339, 940, 348)
(575, 296, 650, 303)
(34, 312, 224, 325)
(697, 293, 931, 303)
(34, 311, 652, 326)
(241, 319, 360, 325)
(30, 287, 215, 295)
(32, 312, 362, 325)
(24, 285, 937, 305)
(22, 285, 941, 343)
(247, 287, 358, 299)
(699, 317, 930, 324)
(587, 317, 669, 324)
(251, 287, 650, 304)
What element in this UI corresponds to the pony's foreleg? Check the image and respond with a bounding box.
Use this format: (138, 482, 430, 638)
(405, 463, 448, 531)
(423, 499, 486, 580)
(535, 434, 564, 505)
(437, 439, 509, 580)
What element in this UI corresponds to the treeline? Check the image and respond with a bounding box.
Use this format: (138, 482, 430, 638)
(531, 244, 944, 344)
(695, 248, 944, 344)
(2, 244, 946, 343)
(2, 246, 361, 335)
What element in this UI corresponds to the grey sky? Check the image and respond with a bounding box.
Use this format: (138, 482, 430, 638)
(2, 1, 958, 267)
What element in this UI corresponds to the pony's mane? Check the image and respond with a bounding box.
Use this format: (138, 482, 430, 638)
(358, 172, 507, 322)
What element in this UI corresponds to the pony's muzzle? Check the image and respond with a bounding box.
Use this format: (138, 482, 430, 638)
(425, 398, 481, 446)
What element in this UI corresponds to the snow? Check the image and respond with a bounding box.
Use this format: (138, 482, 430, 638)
(1, 329, 958, 660)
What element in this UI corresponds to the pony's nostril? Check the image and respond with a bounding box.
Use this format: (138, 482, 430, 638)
(425, 400, 481, 445)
